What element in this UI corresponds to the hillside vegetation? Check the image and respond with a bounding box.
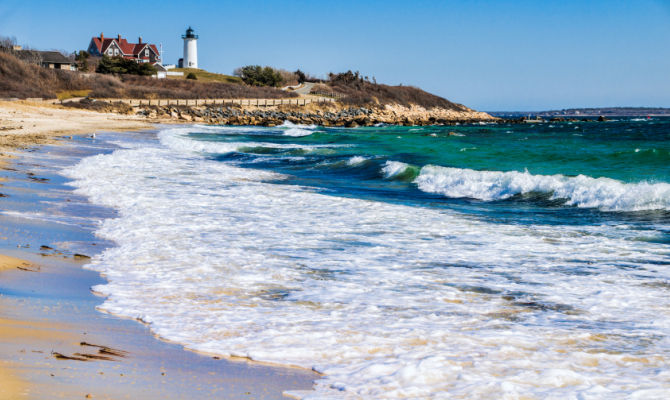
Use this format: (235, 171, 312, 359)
(0, 51, 115, 99)
(95, 75, 297, 99)
(1, 46, 470, 111)
(0, 51, 296, 100)
(169, 68, 242, 84)
(313, 71, 468, 110)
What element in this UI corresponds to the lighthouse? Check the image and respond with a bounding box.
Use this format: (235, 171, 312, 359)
(182, 26, 198, 69)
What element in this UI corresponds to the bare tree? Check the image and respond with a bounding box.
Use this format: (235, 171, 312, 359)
(0, 36, 17, 52)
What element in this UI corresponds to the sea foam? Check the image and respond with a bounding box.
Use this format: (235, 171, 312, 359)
(63, 126, 670, 399)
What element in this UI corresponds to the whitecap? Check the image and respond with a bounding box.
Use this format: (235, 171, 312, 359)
(281, 121, 318, 137)
(414, 165, 670, 211)
(158, 126, 346, 155)
(346, 156, 368, 166)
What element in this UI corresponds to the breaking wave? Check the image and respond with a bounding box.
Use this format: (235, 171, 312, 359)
(280, 121, 318, 137)
(347, 155, 369, 166)
(415, 165, 670, 211)
(158, 127, 339, 155)
(381, 161, 420, 181)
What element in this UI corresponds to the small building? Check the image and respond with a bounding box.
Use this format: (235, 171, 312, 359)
(39, 51, 77, 70)
(87, 33, 161, 65)
(14, 50, 77, 70)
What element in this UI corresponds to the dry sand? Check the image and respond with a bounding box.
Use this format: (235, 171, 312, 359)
(0, 100, 151, 155)
(0, 254, 34, 272)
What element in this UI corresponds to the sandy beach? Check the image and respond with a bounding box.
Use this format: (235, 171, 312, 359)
(0, 101, 317, 399)
(0, 100, 152, 153)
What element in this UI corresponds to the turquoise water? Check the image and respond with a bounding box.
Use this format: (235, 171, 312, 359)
(196, 118, 670, 224)
(65, 119, 670, 398)
(202, 119, 670, 183)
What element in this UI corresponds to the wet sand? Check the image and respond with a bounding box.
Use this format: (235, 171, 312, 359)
(0, 122, 318, 398)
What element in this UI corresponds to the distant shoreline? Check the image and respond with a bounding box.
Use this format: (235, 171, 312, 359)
(488, 107, 670, 118)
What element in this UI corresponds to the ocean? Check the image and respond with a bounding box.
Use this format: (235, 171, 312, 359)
(64, 118, 670, 398)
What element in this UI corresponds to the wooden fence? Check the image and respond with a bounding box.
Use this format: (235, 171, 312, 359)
(95, 97, 335, 107)
(3, 97, 336, 107)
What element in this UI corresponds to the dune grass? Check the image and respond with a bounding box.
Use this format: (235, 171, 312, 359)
(168, 68, 242, 84)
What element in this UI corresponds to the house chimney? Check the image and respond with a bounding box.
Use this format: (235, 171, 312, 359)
(100, 32, 104, 41)
(138, 36, 142, 44)
(117, 34, 122, 41)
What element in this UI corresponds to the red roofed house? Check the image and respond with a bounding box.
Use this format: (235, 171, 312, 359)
(87, 33, 161, 65)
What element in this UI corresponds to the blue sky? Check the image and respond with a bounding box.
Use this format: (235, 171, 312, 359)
(2, 0, 669, 110)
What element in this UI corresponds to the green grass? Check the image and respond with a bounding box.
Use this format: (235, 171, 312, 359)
(56, 89, 92, 100)
(169, 68, 242, 84)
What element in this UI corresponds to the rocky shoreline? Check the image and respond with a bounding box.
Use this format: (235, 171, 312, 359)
(66, 99, 617, 127)
(59, 99, 632, 127)
(129, 102, 497, 127)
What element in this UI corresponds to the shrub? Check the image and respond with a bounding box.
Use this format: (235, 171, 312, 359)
(277, 69, 298, 86)
(186, 72, 197, 80)
(75, 50, 89, 72)
(234, 65, 283, 87)
(96, 55, 157, 76)
(295, 69, 306, 83)
(64, 98, 133, 114)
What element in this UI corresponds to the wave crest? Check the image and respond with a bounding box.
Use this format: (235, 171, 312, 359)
(382, 161, 420, 181)
(347, 156, 369, 166)
(414, 165, 670, 211)
(281, 121, 318, 137)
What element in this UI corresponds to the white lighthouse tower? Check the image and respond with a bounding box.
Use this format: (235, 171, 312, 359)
(182, 26, 198, 69)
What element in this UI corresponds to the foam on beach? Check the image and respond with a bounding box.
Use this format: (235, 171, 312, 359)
(63, 126, 670, 399)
